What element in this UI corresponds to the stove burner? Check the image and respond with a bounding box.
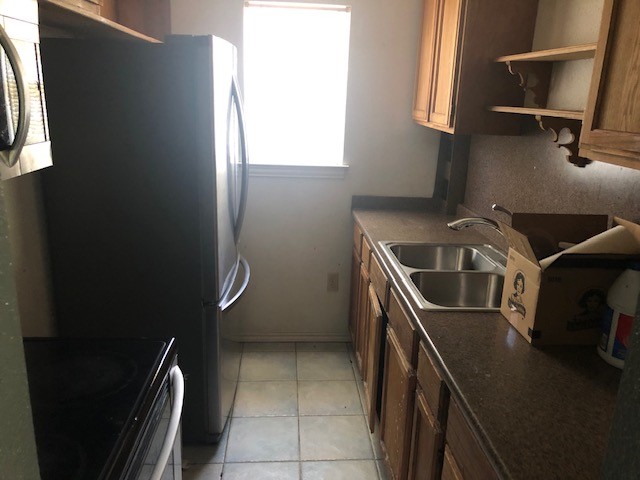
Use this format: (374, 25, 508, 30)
(29, 351, 138, 407)
(36, 434, 87, 480)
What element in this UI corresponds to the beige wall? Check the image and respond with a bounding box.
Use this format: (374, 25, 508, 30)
(172, 0, 440, 341)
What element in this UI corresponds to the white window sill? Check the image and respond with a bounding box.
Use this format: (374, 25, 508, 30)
(248, 163, 349, 179)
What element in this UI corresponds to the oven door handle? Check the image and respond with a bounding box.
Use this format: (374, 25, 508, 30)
(150, 365, 184, 480)
(0, 23, 31, 168)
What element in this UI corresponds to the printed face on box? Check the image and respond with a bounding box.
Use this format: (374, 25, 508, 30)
(508, 271, 527, 321)
(567, 288, 606, 331)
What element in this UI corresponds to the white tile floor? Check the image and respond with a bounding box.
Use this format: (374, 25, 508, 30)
(182, 342, 389, 480)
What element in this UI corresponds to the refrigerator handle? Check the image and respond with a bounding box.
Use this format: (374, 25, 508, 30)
(231, 75, 249, 243)
(220, 255, 250, 312)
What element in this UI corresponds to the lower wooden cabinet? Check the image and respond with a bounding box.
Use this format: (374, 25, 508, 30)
(380, 326, 416, 480)
(349, 221, 497, 480)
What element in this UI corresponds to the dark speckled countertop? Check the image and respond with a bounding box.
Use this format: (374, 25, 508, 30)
(354, 209, 621, 480)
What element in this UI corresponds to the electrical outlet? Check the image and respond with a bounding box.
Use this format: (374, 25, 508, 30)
(327, 272, 339, 292)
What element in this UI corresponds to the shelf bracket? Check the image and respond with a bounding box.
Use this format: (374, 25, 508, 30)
(535, 116, 591, 167)
(505, 61, 552, 108)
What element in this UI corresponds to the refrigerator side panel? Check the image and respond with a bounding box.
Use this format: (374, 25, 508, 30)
(39, 40, 210, 442)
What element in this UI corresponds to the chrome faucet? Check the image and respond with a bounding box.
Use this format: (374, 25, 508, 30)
(447, 217, 504, 235)
(491, 203, 513, 217)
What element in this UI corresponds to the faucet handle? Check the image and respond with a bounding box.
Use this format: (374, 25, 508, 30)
(491, 203, 513, 217)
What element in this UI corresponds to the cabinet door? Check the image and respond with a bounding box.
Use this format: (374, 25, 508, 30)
(427, 0, 463, 128)
(408, 388, 443, 480)
(381, 327, 416, 480)
(446, 399, 499, 480)
(413, 0, 438, 123)
(349, 246, 360, 347)
(355, 262, 370, 377)
(579, 0, 640, 169)
(363, 284, 383, 432)
(441, 445, 463, 480)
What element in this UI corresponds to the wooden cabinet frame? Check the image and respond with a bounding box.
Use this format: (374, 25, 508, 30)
(579, 0, 640, 169)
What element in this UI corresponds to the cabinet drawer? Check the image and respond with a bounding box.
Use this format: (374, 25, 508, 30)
(369, 253, 389, 310)
(446, 399, 498, 480)
(361, 236, 372, 272)
(353, 223, 363, 258)
(387, 289, 417, 365)
(417, 342, 448, 422)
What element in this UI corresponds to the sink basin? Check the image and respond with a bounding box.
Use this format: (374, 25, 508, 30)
(410, 271, 504, 309)
(389, 244, 497, 271)
(379, 241, 507, 311)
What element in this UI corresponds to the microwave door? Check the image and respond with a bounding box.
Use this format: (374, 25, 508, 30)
(0, 18, 52, 179)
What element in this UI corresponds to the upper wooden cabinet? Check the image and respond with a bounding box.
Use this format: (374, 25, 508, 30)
(579, 0, 640, 170)
(38, 0, 170, 42)
(412, 0, 538, 135)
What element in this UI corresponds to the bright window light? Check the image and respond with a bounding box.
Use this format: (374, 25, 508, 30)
(243, 1, 351, 166)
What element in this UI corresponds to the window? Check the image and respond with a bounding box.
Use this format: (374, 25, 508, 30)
(243, 1, 351, 171)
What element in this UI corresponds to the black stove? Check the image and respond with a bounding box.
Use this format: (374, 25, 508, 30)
(23, 338, 177, 480)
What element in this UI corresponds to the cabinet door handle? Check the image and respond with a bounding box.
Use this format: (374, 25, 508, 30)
(0, 23, 31, 168)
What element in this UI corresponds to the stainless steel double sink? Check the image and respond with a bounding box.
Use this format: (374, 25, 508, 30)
(379, 242, 507, 311)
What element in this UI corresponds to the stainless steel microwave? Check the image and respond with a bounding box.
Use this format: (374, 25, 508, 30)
(0, 0, 52, 180)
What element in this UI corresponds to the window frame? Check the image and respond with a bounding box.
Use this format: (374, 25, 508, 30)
(243, 1, 352, 176)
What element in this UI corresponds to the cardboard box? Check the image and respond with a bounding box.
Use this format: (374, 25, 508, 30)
(498, 215, 640, 346)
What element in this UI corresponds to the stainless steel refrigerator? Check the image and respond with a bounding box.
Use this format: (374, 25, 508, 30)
(39, 36, 249, 443)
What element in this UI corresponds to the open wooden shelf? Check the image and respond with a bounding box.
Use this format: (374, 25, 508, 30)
(488, 106, 583, 120)
(490, 43, 595, 168)
(39, 0, 161, 43)
(488, 106, 589, 167)
(495, 43, 597, 63)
